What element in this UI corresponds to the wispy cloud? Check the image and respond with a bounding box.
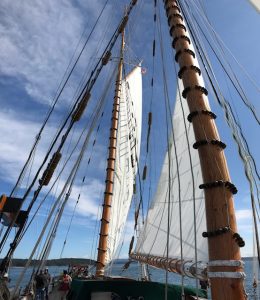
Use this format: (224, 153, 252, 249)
(0, 0, 110, 105)
(236, 209, 252, 220)
(0, 110, 50, 183)
(68, 179, 104, 218)
(235, 209, 254, 257)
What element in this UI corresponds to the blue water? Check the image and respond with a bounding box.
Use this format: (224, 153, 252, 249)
(8, 259, 259, 299)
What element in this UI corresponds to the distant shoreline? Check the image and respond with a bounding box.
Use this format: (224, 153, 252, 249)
(1, 258, 95, 267)
(2, 257, 255, 267)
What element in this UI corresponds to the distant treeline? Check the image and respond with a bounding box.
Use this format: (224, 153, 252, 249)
(1, 258, 96, 267)
(1, 257, 253, 267)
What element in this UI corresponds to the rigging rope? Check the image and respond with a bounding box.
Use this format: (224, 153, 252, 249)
(18, 64, 118, 278)
(191, 0, 260, 94)
(0, 0, 138, 272)
(181, 0, 260, 267)
(173, 47, 200, 299)
(11, 64, 113, 293)
(9, 0, 110, 198)
(185, 0, 260, 126)
(157, 4, 184, 298)
(185, 0, 260, 217)
(187, 3, 260, 182)
(182, 0, 260, 194)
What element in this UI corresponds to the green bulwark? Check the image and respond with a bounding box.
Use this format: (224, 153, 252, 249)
(68, 278, 207, 299)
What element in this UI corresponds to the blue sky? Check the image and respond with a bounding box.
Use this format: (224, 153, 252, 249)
(0, 0, 259, 264)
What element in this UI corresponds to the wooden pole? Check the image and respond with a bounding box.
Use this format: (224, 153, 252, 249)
(163, 1, 246, 299)
(96, 32, 125, 277)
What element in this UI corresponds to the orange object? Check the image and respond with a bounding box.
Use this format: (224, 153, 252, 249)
(0, 194, 7, 212)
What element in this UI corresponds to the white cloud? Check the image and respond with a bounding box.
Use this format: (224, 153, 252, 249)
(0, 106, 107, 222)
(0, 0, 108, 105)
(68, 179, 104, 218)
(0, 110, 51, 183)
(0, 105, 106, 181)
(235, 209, 254, 257)
(236, 209, 252, 220)
(236, 209, 253, 236)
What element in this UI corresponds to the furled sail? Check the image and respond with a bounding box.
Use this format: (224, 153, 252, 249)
(106, 66, 142, 265)
(135, 79, 208, 263)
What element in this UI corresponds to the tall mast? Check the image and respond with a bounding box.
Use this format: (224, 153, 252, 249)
(96, 32, 125, 277)
(163, 0, 245, 299)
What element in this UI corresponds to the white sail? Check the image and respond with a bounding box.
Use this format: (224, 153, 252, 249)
(135, 80, 208, 262)
(106, 66, 142, 264)
(248, 0, 260, 12)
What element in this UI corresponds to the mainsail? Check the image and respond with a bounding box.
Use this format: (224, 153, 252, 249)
(135, 79, 208, 264)
(106, 66, 142, 265)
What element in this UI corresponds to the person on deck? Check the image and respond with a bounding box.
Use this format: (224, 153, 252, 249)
(199, 279, 209, 291)
(3, 273, 9, 283)
(58, 270, 72, 300)
(35, 270, 45, 300)
(43, 268, 51, 299)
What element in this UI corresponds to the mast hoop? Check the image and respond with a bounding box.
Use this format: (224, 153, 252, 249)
(165, 4, 180, 14)
(170, 23, 187, 36)
(97, 247, 107, 252)
(172, 35, 191, 48)
(100, 218, 109, 224)
(202, 226, 230, 238)
(208, 272, 246, 279)
(96, 261, 105, 267)
(193, 139, 226, 150)
(178, 65, 201, 79)
(233, 233, 246, 247)
(167, 13, 183, 26)
(208, 260, 244, 267)
(187, 110, 217, 123)
(182, 85, 208, 98)
(199, 180, 238, 194)
(175, 48, 195, 62)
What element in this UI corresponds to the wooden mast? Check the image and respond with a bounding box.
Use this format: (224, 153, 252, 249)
(96, 31, 125, 277)
(163, 0, 245, 299)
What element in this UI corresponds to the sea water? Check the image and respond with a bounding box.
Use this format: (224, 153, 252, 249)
(8, 259, 259, 299)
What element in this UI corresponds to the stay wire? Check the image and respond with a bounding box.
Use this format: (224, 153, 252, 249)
(17, 63, 118, 248)
(179, 0, 232, 230)
(136, 3, 169, 260)
(9, 0, 110, 197)
(158, 4, 185, 298)
(187, 2, 260, 182)
(0, 0, 138, 261)
(12, 112, 95, 297)
(185, 0, 259, 125)
(190, 0, 260, 94)
(181, 1, 260, 266)
(181, 0, 259, 194)
(60, 64, 118, 261)
(14, 64, 113, 288)
(182, 1, 260, 209)
(173, 57, 199, 298)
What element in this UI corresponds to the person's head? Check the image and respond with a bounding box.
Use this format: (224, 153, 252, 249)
(44, 268, 48, 274)
(63, 270, 68, 275)
(3, 273, 9, 282)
